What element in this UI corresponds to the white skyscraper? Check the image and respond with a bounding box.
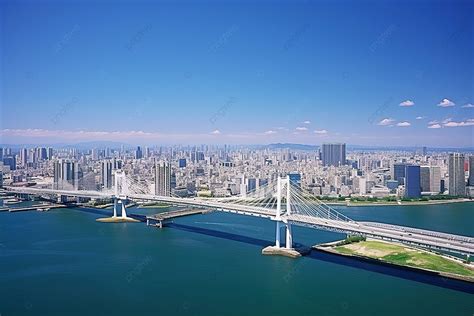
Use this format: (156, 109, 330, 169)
(429, 166, 441, 193)
(101, 160, 113, 189)
(448, 153, 465, 196)
(155, 161, 171, 196)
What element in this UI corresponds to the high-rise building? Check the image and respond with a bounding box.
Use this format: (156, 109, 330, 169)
(359, 177, 367, 195)
(469, 156, 474, 186)
(429, 166, 441, 193)
(2, 156, 16, 171)
(155, 161, 171, 196)
(135, 146, 143, 159)
(393, 163, 406, 184)
(405, 165, 421, 198)
(321, 143, 346, 167)
(112, 158, 123, 170)
(37, 147, 47, 160)
(20, 148, 28, 166)
(247, 178, 257, 192)
(0, 170, 3, 188)
(53, 160, 80, 189)
(101, 160, 113, 189)
(422, 146, 427, 156)
(47, 147, 54, 160)
(91, 148, 98, 160)
(420, 166, 430, 192)
(178, 158, 187, 168)
(448, 153, 466, 196)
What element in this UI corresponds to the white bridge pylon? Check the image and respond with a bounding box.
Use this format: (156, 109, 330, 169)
(113, 170, 129, 218)
(274, 175, 293, 249)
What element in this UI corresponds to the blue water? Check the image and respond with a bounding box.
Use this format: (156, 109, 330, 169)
(0, 202, 473, 315)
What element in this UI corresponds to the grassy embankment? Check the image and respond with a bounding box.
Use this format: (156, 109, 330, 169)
(333, 240, 474, 278)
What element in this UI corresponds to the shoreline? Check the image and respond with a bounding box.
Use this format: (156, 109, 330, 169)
(313, 240, 474, 284)
(323, 199, 474, 207)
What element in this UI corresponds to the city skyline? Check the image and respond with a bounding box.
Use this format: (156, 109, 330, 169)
(1, 1, 473, 314)
(1, 1, 473, 147)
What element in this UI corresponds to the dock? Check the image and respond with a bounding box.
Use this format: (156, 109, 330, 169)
(146, 208, 212, 228)
(8, 204, 66, 212)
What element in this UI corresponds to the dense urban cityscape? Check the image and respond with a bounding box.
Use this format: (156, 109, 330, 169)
(1, 144, 473, 204)
(1, 0, 473, 314)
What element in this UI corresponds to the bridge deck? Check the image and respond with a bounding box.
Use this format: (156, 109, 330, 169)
(4, 186, 474, 256)
(147, 208, 212, 221)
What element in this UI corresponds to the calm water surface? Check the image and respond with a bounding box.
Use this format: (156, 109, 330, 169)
(0, 201, 473, 315)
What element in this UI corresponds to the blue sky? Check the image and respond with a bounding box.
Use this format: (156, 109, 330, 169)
(1, 0, 473, 146)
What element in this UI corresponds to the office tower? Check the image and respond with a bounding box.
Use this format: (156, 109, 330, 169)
(155, 161, 171, 196)
(20, 148, 28, 166)
(448, 153, 466, 196)
(393, 163, 406, 184)
(429, 166, 441, 193)
(101, 160, 113, 189)
(47, 147, 54, 160)
(422, 146, 427, 156)
(247, 178, 257, 193)
(2, 156, 16, 171)
(91, 148, 99, 160)
(0, 170, 3, 188)
(469, 156, 474, 186)
(288, 172, 301, 188)
(405, 165, 421, 198)
(359, 177, 367, 195)
(0, 148, 3, 160)
(135, 146, 143, 159)
(112, 158, 122, 170)
(321, 143, 346, 167)
(420, 166, 430, 192)
(37, 147, 47, 160)
(178, 158, 187, 168)
(53, 160, 80, 189)
(145, 146, 150, 159)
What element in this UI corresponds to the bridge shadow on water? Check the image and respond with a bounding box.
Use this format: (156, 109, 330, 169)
(72, 207, 473, 294)
(167, 222, 474, 294)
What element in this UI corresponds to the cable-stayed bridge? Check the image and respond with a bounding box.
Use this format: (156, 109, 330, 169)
(5, 171, 474, 258)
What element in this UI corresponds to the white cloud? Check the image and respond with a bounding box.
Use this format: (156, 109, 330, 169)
(302, 120, 311, 124)
(377, 118, 395, 126)
(399, 100, 414, 107)
(264, 130, 277, 135)
(428, 124, 442, 129)
(428, 120, 439, 125)
(437, 98, 455, 107)
(211, 129, 221, 134)
(441, 117, 452, 124)
(443, 119, 474, 127)
(314, 129, 328, 134)
(462, 103, 474, 108)
(396, 121, 411, 127)
(415, 116, 424, 120)
(295, 126, 308, 131)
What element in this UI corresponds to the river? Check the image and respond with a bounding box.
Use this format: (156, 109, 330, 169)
(0, 201, 473, 315)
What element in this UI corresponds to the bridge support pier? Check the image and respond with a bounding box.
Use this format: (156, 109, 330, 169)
(96, 196, 139, 223)
(285, 223, 292, 249)
(113, 198, 118, 217)
(275, 221, 281, 248)
(120, 200, 128, 218)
